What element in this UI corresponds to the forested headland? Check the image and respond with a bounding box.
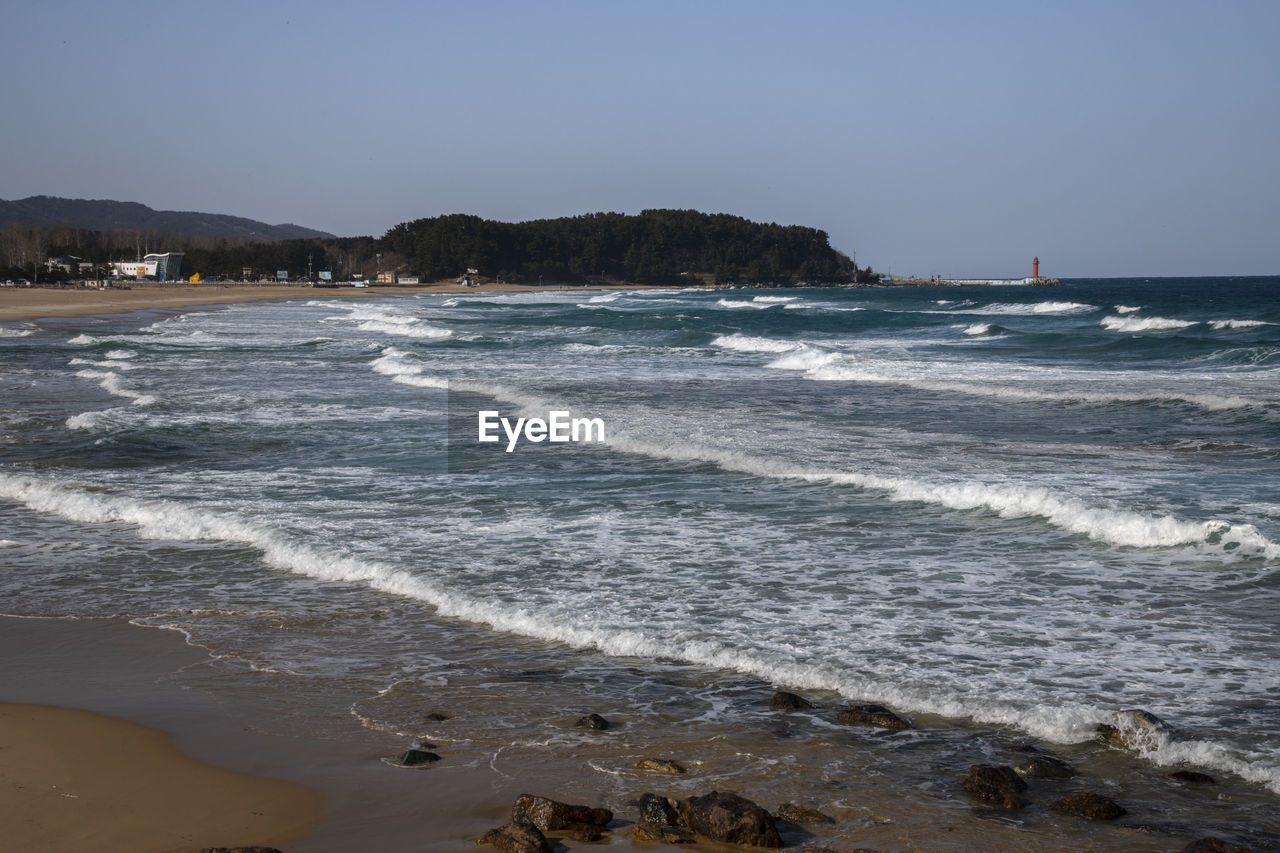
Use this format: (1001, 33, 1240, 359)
(2, 208, 875, 285)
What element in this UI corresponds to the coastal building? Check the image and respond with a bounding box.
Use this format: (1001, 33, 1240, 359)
(46, 255, 94, 275)
(110, 252, 185, 281)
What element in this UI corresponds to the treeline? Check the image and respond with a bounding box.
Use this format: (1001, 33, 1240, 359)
(2, 210, 874, 285)
(382, 210, 864, 284)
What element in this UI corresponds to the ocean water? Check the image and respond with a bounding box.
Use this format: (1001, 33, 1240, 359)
(2, 278, 1279, 847)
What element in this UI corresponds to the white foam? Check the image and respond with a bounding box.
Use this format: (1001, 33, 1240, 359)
(1210, 319, 1273, 330)
(369, 347, 449, 389)
(962, 323, 996, 336)
(1101, 316, 1195, 332)
(716, 299, 771, 309)
(751, 295, 799, 303)
(73, 369, 154, 405)
(1115, 305, 1142, 314)
(0, 327, 34, 337)
(975, 302, 1097, 316)
(105, 349, 136, 360)
(2, 470, 1276, 791)
(586, 293, 620, 303)
(67, 334, 98, 345)
(710, 334, 804, 354)
(357, 320, 453, 339)
(70, 358, 137, 371)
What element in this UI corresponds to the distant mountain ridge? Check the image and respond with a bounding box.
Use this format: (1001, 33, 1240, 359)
(0, 196, 334, 241)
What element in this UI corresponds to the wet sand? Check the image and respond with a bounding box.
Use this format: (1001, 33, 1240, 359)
(1, 615, 1243, 852)
(0, 281, 667, 323)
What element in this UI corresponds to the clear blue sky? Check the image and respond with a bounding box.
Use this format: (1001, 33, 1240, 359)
(2, 0, 1277, 277)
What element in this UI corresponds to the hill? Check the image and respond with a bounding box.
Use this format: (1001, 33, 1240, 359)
(0, 196, 334, 241)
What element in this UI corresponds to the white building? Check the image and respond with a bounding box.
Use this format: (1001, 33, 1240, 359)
(111, 252, 184, 280)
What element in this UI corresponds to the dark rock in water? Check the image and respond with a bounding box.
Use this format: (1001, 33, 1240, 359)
(478, 822, 554, 853)
(200, 848, 284, 853)
(1169, 770, 1217, 784)
(1050, 791, 1126, 820)
(770, 691, 815, 711)
(511, 794, 612, 832)
(775, 802, 836, 826)
(555, 824, 607, 842)
(424, 712, 450, 722)
(395, 748, 441, 767)
(635, 757, 685, 774)
(638, 792, 679, 827)
(632, 823, 695, 844)
(834, 704, 912, 731)
(962, 765, 1028, 809)
(1097, 708, 1176, 751)
(1181, 838, 1254, 853)
(1013, 755, 1075, 780)
(675, 790, 783, 848)
(575, 713, 610, 730)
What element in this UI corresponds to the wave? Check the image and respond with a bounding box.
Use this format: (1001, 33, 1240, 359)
(970, 301, 1097, 316)
(357, 320, 453, 339)
(961, 323, 997, 336)
(73, 369, 154, 406)
(716, 299, 776, 309)
(329, 305, 453, 339)
(363, 361, 1277, 560)
(775, 357, 1260, 412)
(369, 347, 449, 389)
(1210, 319, 1275, 330)
(68, 333, 99, 345)
(2, 470, 1275, 791)
(0, 327, 34, 337)
(1115, 305, 1142, 314)
(751, 295, 799, 304)
(1101, 316, 1195, 332)
(70, 358, 137, 371)
(710, 334, 805, 354)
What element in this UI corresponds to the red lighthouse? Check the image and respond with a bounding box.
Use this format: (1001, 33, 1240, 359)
(1033, 256, 1040, 279)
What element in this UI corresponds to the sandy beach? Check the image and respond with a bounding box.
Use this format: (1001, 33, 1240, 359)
(0, 281, 666, 323)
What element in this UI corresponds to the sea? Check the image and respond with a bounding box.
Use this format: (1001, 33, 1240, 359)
(2, 277, 1278, 850)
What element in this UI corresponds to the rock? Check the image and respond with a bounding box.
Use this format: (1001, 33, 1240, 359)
(1181, 838, 1254, 853)
(775, 802, 836, 825)
(1012, 755, 1075, 780)
(770, 691, 814, 711)
(575, 713, 610, 730)
(511, 794, 612, 832)
(635, 758, 685, 774)
(632, 823, 695, 844)
(675, 791, 783, 848)
(394, 748, 441, 767)
(834, 704, 911, 731)
(962, 765, 1028, 809)
(1169, 770, 1216, 784)
(478, 822, 554, 853)
(1097, 709, 1176, 751)
(638, 792, 679, 826)
(424, 712, 450, 721)
(1050, 791, 1126, 820)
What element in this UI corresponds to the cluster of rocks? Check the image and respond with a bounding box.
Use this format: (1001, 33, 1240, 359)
(468, 697, 1254, 851)
(479, 791, 852, 852)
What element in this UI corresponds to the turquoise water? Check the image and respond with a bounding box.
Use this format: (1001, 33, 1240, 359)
(2, 278, 1278, 843)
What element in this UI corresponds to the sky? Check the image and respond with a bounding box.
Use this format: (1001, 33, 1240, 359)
(2, 0, 1277, 278)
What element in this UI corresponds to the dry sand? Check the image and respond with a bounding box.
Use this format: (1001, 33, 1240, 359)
(0, 281, 667, 323)
(0, 702, 321, 853)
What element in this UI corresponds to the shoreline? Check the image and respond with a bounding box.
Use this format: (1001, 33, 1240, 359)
(1, 615, 1267, 852)
(0, 280, 677, 324)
